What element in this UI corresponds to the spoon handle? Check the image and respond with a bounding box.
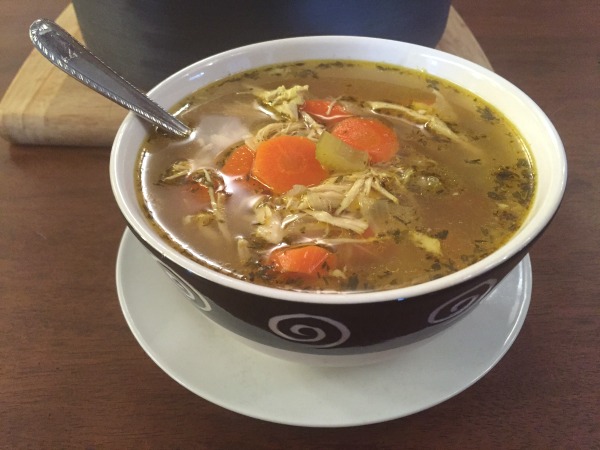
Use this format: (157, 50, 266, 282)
(29, 18, 192, 138)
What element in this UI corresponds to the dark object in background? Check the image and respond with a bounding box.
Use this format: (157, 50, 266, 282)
(72, 0, 452, 90)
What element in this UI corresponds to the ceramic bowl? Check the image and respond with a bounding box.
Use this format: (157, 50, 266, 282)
(110, 36, 566, 366)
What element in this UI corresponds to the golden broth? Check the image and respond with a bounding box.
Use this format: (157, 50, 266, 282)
(137, 60, 535, 293)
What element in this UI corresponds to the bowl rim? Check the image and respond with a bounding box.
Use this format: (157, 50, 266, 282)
(110, 35, 567, 304)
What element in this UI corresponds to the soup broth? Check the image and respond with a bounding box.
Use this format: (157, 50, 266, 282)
(137, 60, 535, 293)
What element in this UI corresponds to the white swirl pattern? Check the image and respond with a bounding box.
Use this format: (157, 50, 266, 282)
(155, 260, 212, 311)
(427, 278, 497, 324)
(268, 314, 351, 348)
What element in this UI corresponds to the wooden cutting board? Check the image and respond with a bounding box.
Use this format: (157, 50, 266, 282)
(0, 5, 491, 147)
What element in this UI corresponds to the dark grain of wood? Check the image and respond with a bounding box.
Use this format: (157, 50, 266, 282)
(1, 0, 598, 448)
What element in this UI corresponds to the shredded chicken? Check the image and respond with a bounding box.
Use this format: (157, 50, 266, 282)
(244, 88, 325, 151)
(303, 210, 369, 234)
(254, 204, 285, 244)
(236, 238, 251, 264)
(159, 159, 193, 184)
(409, 230, 442, 255)
(248, 167, 413, 248)
(251, 85, 309, 121)
(367, 100, 472, 146)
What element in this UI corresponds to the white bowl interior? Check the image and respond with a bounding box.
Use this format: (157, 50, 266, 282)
(110, 36, 566, 304)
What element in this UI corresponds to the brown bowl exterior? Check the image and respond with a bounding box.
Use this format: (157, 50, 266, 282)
(130, 226, 529, 356)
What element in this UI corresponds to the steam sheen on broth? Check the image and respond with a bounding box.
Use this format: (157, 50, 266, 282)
(137, 60, 535, 293)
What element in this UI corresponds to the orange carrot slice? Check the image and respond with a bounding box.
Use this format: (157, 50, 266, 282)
(252, 135, 328, 194)
(300, 99, 351, 124)
(184, 182, 210, 205)
(221, 144, 254, 177)
(268, 245, 336, 276)
(332, 117, 400, 163)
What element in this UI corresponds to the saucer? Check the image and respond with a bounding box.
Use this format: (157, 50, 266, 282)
(116, 229, 531, 427)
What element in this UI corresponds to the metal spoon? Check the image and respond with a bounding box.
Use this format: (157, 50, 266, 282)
(29, 18, 192, 138)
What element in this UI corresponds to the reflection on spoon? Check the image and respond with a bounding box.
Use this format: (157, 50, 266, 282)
(29, 18, 192, 138)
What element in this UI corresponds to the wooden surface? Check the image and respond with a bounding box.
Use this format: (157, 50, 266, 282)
(0, 4, 490, 147)
(1, 0, 598, 448)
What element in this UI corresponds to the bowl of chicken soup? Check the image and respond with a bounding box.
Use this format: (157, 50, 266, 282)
(110, 36, 566, 365)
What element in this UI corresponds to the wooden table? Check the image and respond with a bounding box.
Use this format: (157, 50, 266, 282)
(1, 0, 598, 447)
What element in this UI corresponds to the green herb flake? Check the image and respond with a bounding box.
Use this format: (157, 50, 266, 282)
(426, 78, 440, 90)
(347, 274, 360, 290)
(477, 105, 499, 122)
(434, 230, 449, 240)
(487, 191, 505, 201)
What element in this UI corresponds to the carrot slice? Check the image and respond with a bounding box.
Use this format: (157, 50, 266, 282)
(300, 99, 351, 124)
(361, 226, 376, 239)
(268, 245, 336, 276)
(332, 117, 400, 163)
(184, 182, 210, 205)
(221, 144, 254, 177)
(252, 135, 328, 194)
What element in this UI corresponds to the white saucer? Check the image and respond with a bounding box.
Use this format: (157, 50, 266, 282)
(116, 229, 531, 427)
